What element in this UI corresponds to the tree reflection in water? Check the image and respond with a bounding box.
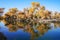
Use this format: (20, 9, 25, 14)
(1, 17, 52, 40)
(54, 22, 60, 28)
(1, 17, 60, 40)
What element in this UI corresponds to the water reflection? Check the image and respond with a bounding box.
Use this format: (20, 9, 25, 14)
(0, 18, 60, 40)
(1, 18, 52, 40)
(54, 22, 60, 28)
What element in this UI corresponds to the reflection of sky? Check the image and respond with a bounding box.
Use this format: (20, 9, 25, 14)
(0, 0, 60, 13)
(39, 28, 60, 40)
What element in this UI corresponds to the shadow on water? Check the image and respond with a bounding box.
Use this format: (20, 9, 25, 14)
(0, 32, 7, 40)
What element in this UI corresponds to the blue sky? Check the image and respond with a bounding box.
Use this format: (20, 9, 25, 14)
(0, 0, 60, 12)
